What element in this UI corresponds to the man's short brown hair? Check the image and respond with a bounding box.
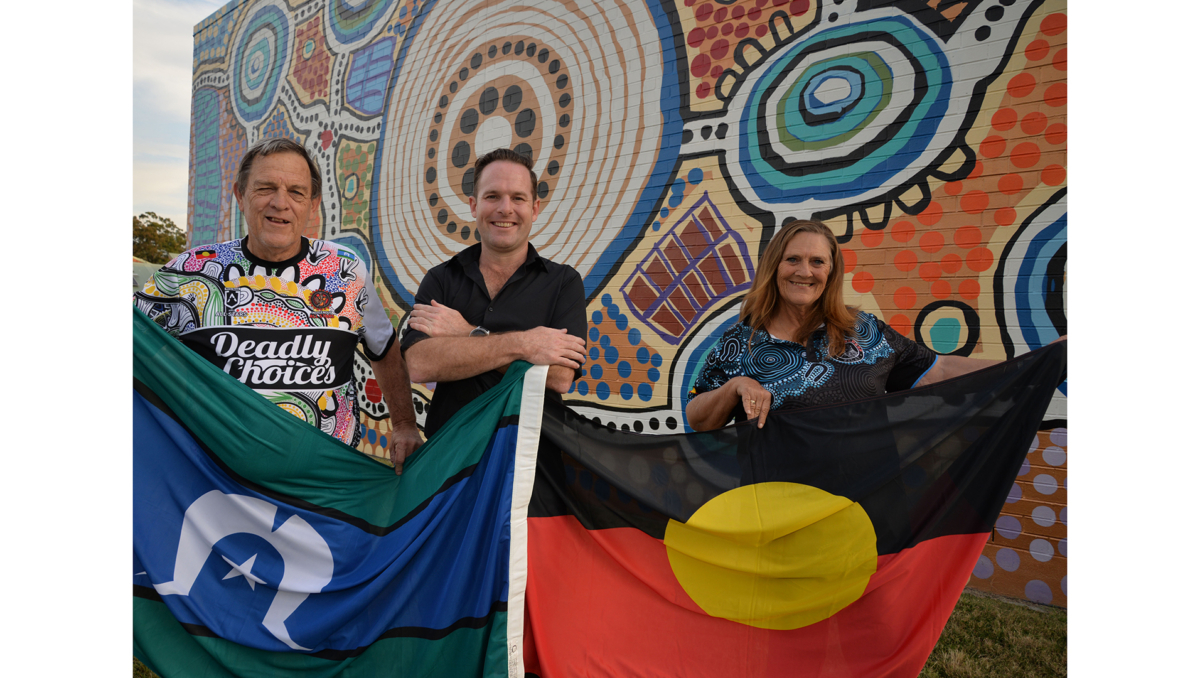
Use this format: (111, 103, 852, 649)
(472, 148, 538, 198)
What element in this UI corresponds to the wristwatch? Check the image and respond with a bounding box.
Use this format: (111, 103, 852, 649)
(470, 326, 490, 337)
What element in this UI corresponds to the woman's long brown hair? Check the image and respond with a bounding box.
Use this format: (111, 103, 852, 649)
(739, 220, 859, 357)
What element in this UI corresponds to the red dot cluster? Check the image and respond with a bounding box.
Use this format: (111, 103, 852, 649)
(685, 0, 812, 100)
(840, 11, 1069, 339)
(847, 211, 993, 326)
(292, 17, 333, 100)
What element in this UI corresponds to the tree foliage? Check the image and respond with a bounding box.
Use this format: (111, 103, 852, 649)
(133, 212, 187, 264)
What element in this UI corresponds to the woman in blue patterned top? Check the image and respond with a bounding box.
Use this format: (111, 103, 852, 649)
(686, 220, 1007, 431)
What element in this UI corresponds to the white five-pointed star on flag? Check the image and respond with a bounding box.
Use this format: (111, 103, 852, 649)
(221, 554, 266, 590)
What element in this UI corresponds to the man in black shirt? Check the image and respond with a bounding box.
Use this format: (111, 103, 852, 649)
(401, 148, 587, 438)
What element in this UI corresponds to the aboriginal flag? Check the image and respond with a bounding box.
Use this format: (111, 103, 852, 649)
(523, 342, 1066, 678)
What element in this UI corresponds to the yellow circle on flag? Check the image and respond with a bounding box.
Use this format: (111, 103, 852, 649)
(663, 482, 877, 630)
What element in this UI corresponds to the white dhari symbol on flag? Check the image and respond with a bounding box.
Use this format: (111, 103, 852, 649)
(152, 490, 335, 651)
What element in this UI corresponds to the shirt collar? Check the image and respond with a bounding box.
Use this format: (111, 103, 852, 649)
(757, 321, 827, 345)
(453, 242, 548, 272)
(239, 236, 310, 271)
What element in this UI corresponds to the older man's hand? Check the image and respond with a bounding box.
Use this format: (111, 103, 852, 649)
(388, 423, 424, 476)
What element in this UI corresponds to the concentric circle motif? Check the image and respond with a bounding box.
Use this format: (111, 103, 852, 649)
(231, 1, 291, 126)
(424, 39, 575, 245)
(837, 355, 879, 394)
(324, 0, 394, 49)
(914, 300, 980, 356)
(733, 14, 952, 205)
(375, 0, 678, 304)
(748, 342, 804, 382)
(998, 191, 1067, 360)
(854, 313, 883, 349)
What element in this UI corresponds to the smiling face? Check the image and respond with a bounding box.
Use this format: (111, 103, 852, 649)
(234, 152, 318, 261)
(775, 231, 833, 312)
(469, 160, 541, 257)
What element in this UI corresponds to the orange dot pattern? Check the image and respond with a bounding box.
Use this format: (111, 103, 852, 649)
(845, 8, 1067, 375)
(960, 191, 989, 215)
(852, 271, 874, 293)
(919, 231, 944, 253)
(997, 174, 1023, 195)
(842, 248, 858, 271)
(958, 280, 980, 300)
(991, 108, 1017, 131)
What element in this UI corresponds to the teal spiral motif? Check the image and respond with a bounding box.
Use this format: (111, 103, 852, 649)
(232, 3, 290, 125)
(747, 342, 804, 382)
(853, 313, 883, 350)
(738, 15, 952, 204)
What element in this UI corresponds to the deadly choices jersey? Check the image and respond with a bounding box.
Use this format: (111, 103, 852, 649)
(134, 237, 396, 447)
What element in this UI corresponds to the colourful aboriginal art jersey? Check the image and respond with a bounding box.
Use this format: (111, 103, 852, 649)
(689, 311, 937, 418)
(134, 237, 396, 447)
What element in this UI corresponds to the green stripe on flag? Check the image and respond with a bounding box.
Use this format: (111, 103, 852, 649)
(134, 597, 509, 677)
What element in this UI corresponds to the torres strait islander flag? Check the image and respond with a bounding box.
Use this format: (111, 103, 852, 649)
(134, 307, 1065, 677)
(133, 308, 544, 677)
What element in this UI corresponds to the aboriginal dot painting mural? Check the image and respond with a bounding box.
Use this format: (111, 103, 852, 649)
(189, 0, 1067, 606)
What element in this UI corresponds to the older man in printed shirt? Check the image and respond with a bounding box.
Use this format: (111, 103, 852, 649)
(135, 138, 422, 473)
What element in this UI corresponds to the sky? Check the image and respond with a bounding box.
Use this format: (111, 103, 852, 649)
(133, 0, 229, 230)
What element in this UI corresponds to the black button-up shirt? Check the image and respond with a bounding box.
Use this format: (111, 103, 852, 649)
(400, 243, 587, 438)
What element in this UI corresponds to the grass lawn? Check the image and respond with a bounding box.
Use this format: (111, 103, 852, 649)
(134, 588, 1065, 677)
(920, 588, 1067, 678)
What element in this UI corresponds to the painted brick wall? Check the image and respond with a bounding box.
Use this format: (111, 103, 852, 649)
(189, 0, 1068, 606)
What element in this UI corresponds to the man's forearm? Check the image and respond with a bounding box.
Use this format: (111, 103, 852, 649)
(371, 343, 423, 474)
(405, 334, 528, 383)
(370, 346, 420, 427)
(546, 365, 576, 394)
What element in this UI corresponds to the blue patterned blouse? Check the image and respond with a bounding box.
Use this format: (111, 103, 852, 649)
(688, 311, 937, 418)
